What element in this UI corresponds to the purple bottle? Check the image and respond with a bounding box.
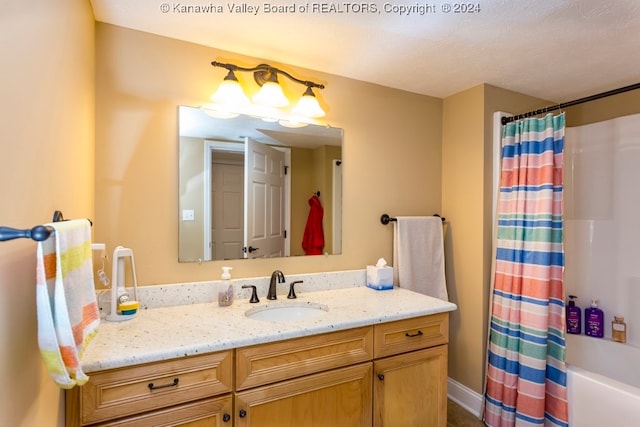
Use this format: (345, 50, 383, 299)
(566, 295, 581, 334)
(585, 299, 604, 338)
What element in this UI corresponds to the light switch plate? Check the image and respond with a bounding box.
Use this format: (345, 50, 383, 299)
(182, 209, 195, 221)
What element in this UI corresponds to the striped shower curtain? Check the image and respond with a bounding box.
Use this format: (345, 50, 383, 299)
(484, 113, 568, 426)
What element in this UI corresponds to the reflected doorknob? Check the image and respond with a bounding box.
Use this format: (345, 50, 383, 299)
(243, 246, 259, 253)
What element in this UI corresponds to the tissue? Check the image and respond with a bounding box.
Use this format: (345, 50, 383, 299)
(366, 258, 394, 290)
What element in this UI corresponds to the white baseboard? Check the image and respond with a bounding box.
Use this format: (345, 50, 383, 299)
(447, 377, 483, 419)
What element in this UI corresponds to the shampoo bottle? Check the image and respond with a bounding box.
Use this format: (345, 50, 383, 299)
(585, 299, 604, 338)
(218, 266, 234, 307)
(566, 295, 581, 334)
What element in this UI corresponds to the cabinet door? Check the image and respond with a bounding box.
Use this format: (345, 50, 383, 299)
(373, 345, 448, 427)
(96, 395, 233, 426)
(235, 363, 372, 427)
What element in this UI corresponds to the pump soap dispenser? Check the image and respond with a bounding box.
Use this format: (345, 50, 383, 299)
(585, 299, 604, 338)
(218, 266, 234, 307)
(566, 295, 581, 334)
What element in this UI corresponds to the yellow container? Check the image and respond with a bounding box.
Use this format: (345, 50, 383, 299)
(612, 316, 627, 343)
(118, 300, 140, 316)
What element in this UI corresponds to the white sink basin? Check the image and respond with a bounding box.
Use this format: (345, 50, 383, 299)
(245, 301, 329, 321)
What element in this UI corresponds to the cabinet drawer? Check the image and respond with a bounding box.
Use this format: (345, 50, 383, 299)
(94, 395, 233, 426)
(236, 326, 373, 390)
(69, 351, 233, 425)
(374, 313, 448, 358)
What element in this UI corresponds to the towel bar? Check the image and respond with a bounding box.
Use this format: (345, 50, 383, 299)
(380, 213, 445, 225)
(0, 211, 92, 242)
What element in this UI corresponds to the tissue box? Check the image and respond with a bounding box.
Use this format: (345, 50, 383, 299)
(366, 265, 394, 290)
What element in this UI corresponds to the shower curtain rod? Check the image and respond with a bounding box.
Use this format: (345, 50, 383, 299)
(501, 82, 640, 125)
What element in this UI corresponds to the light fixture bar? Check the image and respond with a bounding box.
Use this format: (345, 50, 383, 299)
(211, 61, 325, 90)
(208, 60, 327, 122)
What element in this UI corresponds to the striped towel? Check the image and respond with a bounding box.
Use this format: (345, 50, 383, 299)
(36, 219, 100, 388)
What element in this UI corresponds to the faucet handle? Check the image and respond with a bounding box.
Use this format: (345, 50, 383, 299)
(287, 280, 303, 299)
(242, 285, 260, 303)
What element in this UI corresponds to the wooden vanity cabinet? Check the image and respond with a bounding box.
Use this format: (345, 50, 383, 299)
(65, 351, 233, 426)
(67, 313, 449, 426)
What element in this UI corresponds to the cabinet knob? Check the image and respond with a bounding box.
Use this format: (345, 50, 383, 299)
(239, 409, 247, 418)
(222, 413, 231, 422)
(377, 373, 385, 381)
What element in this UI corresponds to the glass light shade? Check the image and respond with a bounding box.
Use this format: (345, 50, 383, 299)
(252, 81, 290, 108)
(210, 72, 250, 106)
(292, 88, 326, 118)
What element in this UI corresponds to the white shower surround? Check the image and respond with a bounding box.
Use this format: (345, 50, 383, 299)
(564, 113, 640, 347)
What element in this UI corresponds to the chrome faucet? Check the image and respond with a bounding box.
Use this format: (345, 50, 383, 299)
(267, 270, 285, 300)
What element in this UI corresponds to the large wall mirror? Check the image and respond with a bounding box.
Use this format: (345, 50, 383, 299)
(178, 106, 343, 262)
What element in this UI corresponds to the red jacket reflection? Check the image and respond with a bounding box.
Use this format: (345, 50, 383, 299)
(302, 194, 324, 255)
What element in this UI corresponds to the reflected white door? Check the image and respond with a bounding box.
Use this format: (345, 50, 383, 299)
(244, 137, 285, 258)
(211, 162, 244, 260)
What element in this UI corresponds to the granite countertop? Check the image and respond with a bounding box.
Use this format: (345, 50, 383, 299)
(82, 286, 457, 373)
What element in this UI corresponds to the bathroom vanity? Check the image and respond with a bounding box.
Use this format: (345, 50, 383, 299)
(65, 283, 456, 426)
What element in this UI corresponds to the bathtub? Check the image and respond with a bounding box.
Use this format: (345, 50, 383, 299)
(566, 334, 640, 426)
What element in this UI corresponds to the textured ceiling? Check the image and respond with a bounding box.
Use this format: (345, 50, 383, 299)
(90, 0, 640, 103)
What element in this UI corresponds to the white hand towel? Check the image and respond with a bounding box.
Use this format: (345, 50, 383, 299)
(393, 216, 448, 301)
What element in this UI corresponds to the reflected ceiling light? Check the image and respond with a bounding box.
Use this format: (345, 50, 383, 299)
(206, 60, 326, 122)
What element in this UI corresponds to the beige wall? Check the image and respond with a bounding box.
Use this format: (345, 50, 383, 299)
(178, 136, 206, 260)
(442, 84, 550, 393)
(0, 1, 95, 426)
(95, 23, 443, 284)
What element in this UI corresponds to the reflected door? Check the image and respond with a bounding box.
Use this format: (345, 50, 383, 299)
(244, 137, 285, 258)
(211, 160, 244, 260)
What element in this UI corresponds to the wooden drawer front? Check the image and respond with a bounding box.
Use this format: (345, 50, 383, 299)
(79, 351, 233, 425)
(236, 326, 373, 391)
(95, 395, 233, 426)
(374, 313, 448, 358)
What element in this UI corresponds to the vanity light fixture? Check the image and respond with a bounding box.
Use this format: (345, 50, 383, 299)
(205, 60, 326, 124)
